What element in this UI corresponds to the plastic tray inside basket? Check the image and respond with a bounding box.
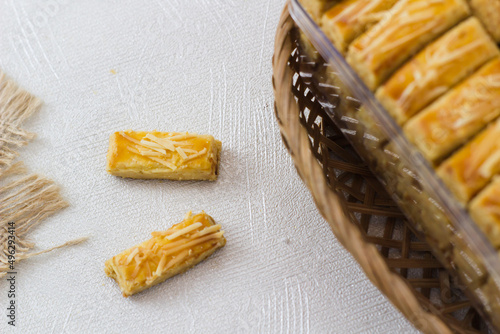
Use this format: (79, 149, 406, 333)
(289, 0, 500, 330)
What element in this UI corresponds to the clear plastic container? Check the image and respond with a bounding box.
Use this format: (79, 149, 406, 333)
(289, 0, 500, 329)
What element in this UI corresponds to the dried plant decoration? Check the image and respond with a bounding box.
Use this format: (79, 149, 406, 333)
(0, 71, 86, 277)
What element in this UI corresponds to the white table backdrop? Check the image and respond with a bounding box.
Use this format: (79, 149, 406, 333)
(0, 0, 418, 333)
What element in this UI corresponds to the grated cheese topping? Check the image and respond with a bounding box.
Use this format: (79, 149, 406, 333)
(156, 250, 189, 276)
(159, 232, 224, 259)
(478, 150, 500, 178)
(119, 131, 210, 170)
(399, 39, 485, 109)
(184, 148, 208, 162)
(137, 146, 166, 156)
(175, 147, 188, 160)
(430, 73, 500, 138)
(166, 222, 203, 240)
(462, 121, 500, 180)
(144, 134, 176, 151)
(484, 201, 500, 218)
(148, 156, 178, 170)
(332, 0, 390, 27)
(167, 133, 195, 141)
(139, 139, 165, 150)
(357, 0, 451, 59)
(120, 213, 225, 282)
(125, 248, 139, 265)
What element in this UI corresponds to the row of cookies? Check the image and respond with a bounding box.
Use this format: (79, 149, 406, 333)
(301, 0, 500, 249)
(302, 0, 500, 47)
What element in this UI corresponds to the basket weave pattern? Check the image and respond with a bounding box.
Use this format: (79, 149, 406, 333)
(272, 4, 488, 333)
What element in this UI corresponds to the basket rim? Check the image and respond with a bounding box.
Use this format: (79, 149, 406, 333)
(272, 3, 455, 333)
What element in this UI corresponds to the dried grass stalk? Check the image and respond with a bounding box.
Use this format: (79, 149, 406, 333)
(0, 71, 85, 277)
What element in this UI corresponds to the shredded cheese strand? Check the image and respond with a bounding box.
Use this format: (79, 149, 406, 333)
(160, 231, 224, 258)
(144, 134, 176, 151)
(136, 148, 166, 157)
(125, 248, 140, 265)
(148, 156, 177, 170)
(478, 150, 500, 178)
(359, 0, 444, 58)
(197, 224, 223, 237)
(139, 139, 165, 150)
(154, 251, 169, 276)
(464, 123, 500, 179)
(166, 222, 203, 240)
(126, 146, 176, 170)
(152, 226, 221, 249)
(119, 132, 141, 145)
(184, 148, 207, 162)
(167, 133, 195, 141)
(161, 250, 190, 275)
(175, 147, 188, 160)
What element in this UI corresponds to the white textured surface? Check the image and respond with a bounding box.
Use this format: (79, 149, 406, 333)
(0, 0, 418, 333)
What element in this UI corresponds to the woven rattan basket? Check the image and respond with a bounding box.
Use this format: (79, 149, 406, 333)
(272, 3, 491, 333)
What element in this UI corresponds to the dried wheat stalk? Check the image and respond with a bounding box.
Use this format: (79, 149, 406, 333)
(0, 71, 86, 277)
